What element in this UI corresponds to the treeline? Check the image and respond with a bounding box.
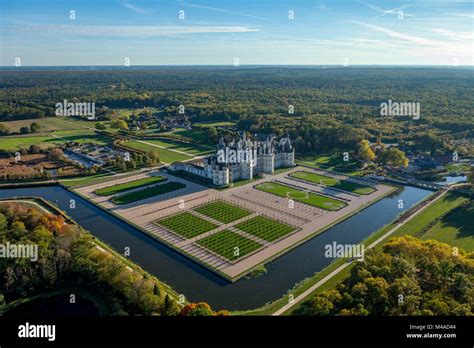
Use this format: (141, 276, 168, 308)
(294, 236, 474, 316)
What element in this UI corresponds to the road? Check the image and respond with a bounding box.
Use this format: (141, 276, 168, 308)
(272, 188, 449, 316)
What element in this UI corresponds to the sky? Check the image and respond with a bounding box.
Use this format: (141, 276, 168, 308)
(0, 0, 472, 66)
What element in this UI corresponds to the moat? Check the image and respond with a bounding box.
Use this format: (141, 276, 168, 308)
(0, 184, 431, 310)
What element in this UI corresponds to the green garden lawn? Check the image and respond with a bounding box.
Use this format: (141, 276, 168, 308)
(123, 140, 192, 163)
(256, 182, 347, 211)
(235, 216, 296, 242)
(289, 171, 375, 195)
(141, 138, 213, 156)
(156, 212, 217, 239)
(421, 202, 474, 252)
(111, 182, 185, 205)
(94, 176, 167, 196)
(197, 230, 262, 261)
(0, 129, 112, 151)
(194, 201, 251, 223)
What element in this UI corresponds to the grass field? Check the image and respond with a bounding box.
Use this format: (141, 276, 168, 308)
(140, 138, 213, 156)
(235, 216, 296, 242)
(94, 176, 167, 196)
(194, 121, 235, 127)
(123, 140, 192, 163)
(111, 181, 185, 205)
(197, 229, 262, 261)
(166, 128, 211, 144)
(156, 212, 217, 238)
(0, 117, 83, 132)
(297, 154, 368, 176)
(445, 163, 471, 172)
(289, 171, 375, 195)
(194, 201, 251, 223)
(380, 192, 470, 245)
(421, 201, 474, 251)
(0, 117, 113, 133)
(256, 182, 347, 211)
(0, 129, 112, 151)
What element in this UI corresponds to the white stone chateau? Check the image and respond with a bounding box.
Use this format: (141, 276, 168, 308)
(169, 133, 295, 186)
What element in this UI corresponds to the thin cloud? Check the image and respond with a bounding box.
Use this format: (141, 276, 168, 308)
(179, 2, 271, 21)
(352, 20, 472, 57)
(119, 0, 149, 15)
(432, 28, 474, 41)
(450, 13, 474, 19)
(358, 1, 414, 18)
(1, 24, 260, 37)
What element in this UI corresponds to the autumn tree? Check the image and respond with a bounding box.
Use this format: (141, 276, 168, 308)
(358, 140, 376, 162)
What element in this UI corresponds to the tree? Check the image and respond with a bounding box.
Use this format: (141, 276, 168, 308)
(207, 127, 218, 142)
(148, 151, 160, 164)
(95, 122, 107, 130)
(0, 124, 10, 135)
(19, 126, 30, 134)
(308, 296, 334, 315)
(179, 302, 215, 316)
(30, 121, 41, 133)
(29, 144, 42, 154)
(358, 140, 375, 162)
(111, 119, 129, 130)
(49, 148, 65, 161)
(161, 294, 179, 316)
(380, 147, 409, 168)
(293, 236, 474, 316)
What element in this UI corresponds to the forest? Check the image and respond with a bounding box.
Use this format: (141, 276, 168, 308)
(293, 235, 474, 316)
(1, 66, 473, 156)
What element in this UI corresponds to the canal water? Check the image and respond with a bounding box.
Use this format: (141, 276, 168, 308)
(0, 185, 431, 310)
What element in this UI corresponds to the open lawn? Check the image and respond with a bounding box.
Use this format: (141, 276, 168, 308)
(289, 171, 375, 195)
(166, 128, 211, 144)
(445, 163, 471, 172)
(123, 140, 192, 163)
(194, 121, 236, 127)
(197, 230, 262, 261)
(94, 176, 167, 196)
(256, 182, 347, 211)
(382, 192, 470, 243)
(140, 138, 213, 156)
(156, 212, 217, 239)
(297, 154, 367, 176)
(0, 129, 112, 151)
(0, 117, 83, 133)
(235, 216, 296, 242)
(194, 201, 250, 223)
(110, 181, 185, 205)
(422, 201, 474, 252)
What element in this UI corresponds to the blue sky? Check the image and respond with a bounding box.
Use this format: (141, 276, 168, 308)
(0, 0, 472, 66)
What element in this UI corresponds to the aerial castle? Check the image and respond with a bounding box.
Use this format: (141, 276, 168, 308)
(169, 133, 295, 186)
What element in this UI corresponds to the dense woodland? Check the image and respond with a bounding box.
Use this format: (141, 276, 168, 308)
(1, 67, 473, 156)
(294, 236, 474, 316)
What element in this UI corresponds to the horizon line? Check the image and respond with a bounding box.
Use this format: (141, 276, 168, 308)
(0, 64, 472, 68)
